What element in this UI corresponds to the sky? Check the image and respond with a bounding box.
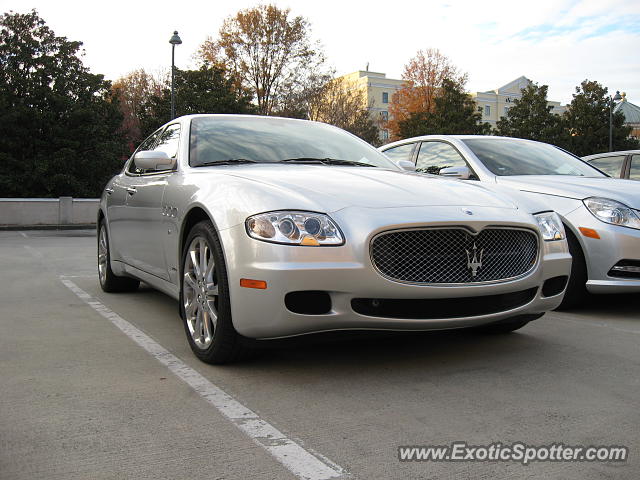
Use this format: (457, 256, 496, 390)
(2, 0, 639, 104)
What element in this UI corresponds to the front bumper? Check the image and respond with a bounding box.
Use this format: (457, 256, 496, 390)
(220, 206, 572, 339)
(565, 206, 640, 294)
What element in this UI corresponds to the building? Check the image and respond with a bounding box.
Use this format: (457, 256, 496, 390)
(471, 76, 566, 126)
(335, 70, 404, 142)
(614, 92, 640, 139)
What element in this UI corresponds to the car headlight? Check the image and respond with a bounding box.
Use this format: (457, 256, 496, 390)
(583, 197, 640, 230)
(246, 211, 344, 246)
(534, 212, 565, 241)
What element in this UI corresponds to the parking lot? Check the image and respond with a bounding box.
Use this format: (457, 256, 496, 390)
(1, 228, 638, 479)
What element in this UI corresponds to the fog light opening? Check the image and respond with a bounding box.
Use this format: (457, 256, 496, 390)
(541, 276, 569, 297)
(284, 291, 332, 315)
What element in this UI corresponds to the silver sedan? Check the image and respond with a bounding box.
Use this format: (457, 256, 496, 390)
(380, 135, 640, 307)
(98, 116, 571, 363)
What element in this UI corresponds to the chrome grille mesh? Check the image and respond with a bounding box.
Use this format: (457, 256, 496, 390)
(371, 228, 538, 284)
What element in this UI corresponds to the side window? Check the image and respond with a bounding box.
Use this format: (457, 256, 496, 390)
(588, 155, 625, 178)
(416, 142, 476, 179)
(381, 143, 415, 163)
(153, 124, 181, 160)
(630, 155, 640, 180)
(128, 129, 162, 174)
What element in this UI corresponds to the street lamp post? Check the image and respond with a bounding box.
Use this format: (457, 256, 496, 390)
(609, 90, 622, 152)
(169, 31, 182, 120)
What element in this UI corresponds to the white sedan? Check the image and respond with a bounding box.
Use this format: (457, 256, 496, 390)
(98, 116, 571, 363)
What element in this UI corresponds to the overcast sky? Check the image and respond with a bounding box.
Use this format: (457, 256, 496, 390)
(2, 0, 638, 104)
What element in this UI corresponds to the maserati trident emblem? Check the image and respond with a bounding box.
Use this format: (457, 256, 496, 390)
(465, 242, 484, 277)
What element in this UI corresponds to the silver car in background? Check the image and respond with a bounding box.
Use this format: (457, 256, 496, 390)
(582, 150, 640, 180)
(380, 135, 640, 307)
(99, 117, 571, 363)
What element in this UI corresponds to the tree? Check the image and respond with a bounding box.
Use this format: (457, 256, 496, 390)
(308, 78, 380, 145)
(559, 80, 638, 156)
(387, 49, 467, 139)
(0, 10, 127, 198)
(397, 79, 490, 138)
(112, 68, 165, 151)
(495, 83, 563, 144)
(138, 66, 255, 138)
(205, 4, 329, 115)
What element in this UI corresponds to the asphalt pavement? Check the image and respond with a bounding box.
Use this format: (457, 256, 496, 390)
(1, 229, 638, 479)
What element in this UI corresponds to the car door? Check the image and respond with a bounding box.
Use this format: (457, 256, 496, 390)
(416, 141, 479, 179)
(107, 129, 163, 265)
(121, 123, 181, 280)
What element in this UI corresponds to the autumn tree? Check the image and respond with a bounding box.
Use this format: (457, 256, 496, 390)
(397, 79, 490, 138)
(112, 68, 165, 150)
(387, 49, 467, 139)
(558, 80, 638, 156)
(202, 4, 330, 115)
(308, 78, 380, 145)
(0, 10, 127, 197)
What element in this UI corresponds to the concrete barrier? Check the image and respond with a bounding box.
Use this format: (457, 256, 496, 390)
(0, 198, 99, 228)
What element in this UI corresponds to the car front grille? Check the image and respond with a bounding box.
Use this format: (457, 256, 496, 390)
(371, 227, 538, 284)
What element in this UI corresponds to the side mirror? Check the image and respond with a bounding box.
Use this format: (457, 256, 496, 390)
(440, 166, 471, 180)
(134, 150, 176, 171)
(397, 160, 416, 172)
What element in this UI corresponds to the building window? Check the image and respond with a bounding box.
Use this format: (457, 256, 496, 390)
(484, 105, 491, 117)
(382, 92, 389, 104)
(504, 106, 509, 116)
(381, 129, 389, 141)
(380, 111, 389, 122)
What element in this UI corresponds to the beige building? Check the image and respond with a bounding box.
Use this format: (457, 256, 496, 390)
(472, 76, 566, 126)
(336, 70, 404, 141)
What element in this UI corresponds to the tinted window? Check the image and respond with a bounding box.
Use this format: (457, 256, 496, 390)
(154, 124, 181, 159)
(382, 143, 415, 162)
(462, 138, 605, 177)
(416, 142, 472, 176)
(588, 155, 625, 177)
(630, 155, 640, 180)
(189, 116, 397, 169)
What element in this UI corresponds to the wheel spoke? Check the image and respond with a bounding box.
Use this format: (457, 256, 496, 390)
(205, 283, 219, 298)
(199, 241, 208, 280)
(184, 272, 197, 291)
(185, 296, 197, 318)
(202, 310, 212, 340)
(190, 249, 201, 277)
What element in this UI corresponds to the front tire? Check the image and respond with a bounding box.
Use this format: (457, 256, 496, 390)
(98, 220, 140, 293)
(180, 220, 248, 364)
(476, 313, 543, 334)
(557, 230, 588, 310)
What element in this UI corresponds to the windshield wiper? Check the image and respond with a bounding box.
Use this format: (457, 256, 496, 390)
(195, 159, 259, 167)
(280, 157, 375, 167)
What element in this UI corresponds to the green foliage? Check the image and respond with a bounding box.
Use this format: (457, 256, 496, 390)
(397, 79, 490, 138)
(138, 66, 255, 138)
(558, 80, 638, 156)
(0, 10, 128, 198)
(495, 83, 563, 144)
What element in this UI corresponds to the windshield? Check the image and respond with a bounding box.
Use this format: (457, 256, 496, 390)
(189, 116, 397, 169)
(462, 138, 606, 177)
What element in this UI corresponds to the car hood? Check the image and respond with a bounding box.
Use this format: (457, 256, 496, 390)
(220, 164, 519, 211)
(496, 175, 640, 208)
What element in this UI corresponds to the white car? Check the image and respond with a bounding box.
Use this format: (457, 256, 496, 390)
(99, 116, 571, 363)
(380, 135, 640, 307)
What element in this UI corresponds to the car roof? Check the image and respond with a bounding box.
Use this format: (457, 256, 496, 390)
(380, 135, 544, 149)
(582, 150, 640, 160)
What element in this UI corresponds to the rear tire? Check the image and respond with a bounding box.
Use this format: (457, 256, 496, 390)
(98, 220, 140, 293)
(557, 230, 589, 310)
(180, 220, 249, 364)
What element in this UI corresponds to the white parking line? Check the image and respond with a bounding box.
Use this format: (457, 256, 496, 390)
(60, 278, 348, 480)
(19, 231, 28, 238)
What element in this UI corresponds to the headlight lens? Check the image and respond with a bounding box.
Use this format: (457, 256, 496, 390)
(534, 212, 565, 241)
(246, 211, 344, 246)
(583, 197, 640, 230)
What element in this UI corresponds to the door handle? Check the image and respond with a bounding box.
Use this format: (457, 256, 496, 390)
(105, 187, 114, 195)
(126, 187, 137, 195)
